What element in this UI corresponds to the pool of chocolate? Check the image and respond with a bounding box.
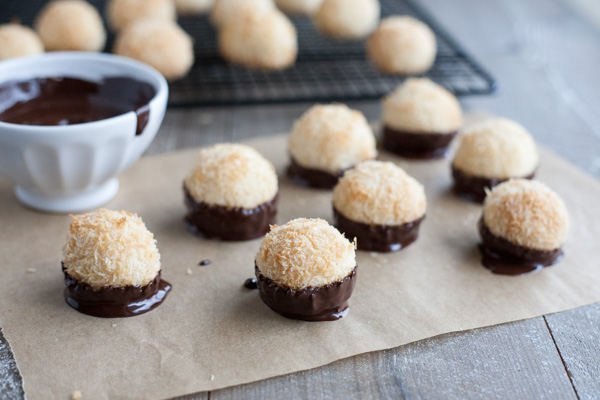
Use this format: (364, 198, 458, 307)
(0, 76, 156, 135)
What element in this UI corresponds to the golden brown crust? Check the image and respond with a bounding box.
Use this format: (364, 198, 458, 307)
(0, 24, 44, 60)
(315, 0, 380, 39)
(483, 179, 569, 250)
(333, 161, 426, 225)
(107, 0, 176, 32)
(256, 218, 356, 290)
(211, 0, 275, 27)
(275, 0, 322, 15)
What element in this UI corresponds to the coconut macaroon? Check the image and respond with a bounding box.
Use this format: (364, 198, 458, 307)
(333, 161, 426, 252)
(0, 24, 44, 61)
(211, 0, 275, 28)
(35, 0, 106, 52)
(275, 0, 323, 15)
(452, 118, 539, 203)
(183, 143, 279, 241)
(367, 16, 436, 75)
(382, 78, 463, 159)
(114, 19, 194, 81)
(288, 104, 377, 189)
(314, 0, 380, 40)
(175, 0, 215, 15)
(106, 0, 176, 32)
(219, 9, 297, 70)
(479, 179, 569, 275)
(255, 218, 357, 321)
(62, 209, 171, 318)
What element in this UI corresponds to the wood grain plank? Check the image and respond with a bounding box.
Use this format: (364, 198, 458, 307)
(545, 304, 600, 400)
(208, 318, 576, 400)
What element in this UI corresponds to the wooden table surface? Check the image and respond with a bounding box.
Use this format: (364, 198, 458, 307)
(2, 0, 600, 398)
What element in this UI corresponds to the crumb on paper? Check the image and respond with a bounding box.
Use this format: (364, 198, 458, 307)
(370, 252, 378, 258)
(112, 324, 117, 327)
(198, 259, 212, 266)
(210, 375, 215, 381)
(186, 268, 193, 275)
(26, 268, 36, 273)
(72, 390, 82, 400)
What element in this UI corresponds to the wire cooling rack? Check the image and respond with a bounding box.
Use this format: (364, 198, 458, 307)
(1, 0, 496, 107)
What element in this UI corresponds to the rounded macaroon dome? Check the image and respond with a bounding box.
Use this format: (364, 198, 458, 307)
(185, 143, 278, 209)
(106, 0, 176, 32)
(382, 78, 463, 134)
(114, 19, 194, 81)
(453, 118, 539, 179)
(211, 0, 275, 28)
(219, 9, 297, 70)
(315, 0, 380, 40)
(0, 24, 44, 60)
(175, 0, 215, 15)
(35, 0, 106, 52)
(256, 218, 356, 290)
(333, 161, 426, 226)
(367, 16, 436, 75)
(275, 0, 323, 15)
(289, 104, 377, 173)
(62, 209, 161, 289)
(483, 179, 569, 251)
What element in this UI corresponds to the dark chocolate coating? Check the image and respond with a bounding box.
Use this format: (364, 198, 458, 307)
(287, 157, 344, 189)
(244, 278, 258, 289)
(63, 266, 171, 318)
(255, 265, 357, 322)
(383, 126, 457, 159)
(333, 207, 424, 252)
(452, 165, 536, 203)
(0, 77, 156, 135)
(478, 218, 563, 275)
(184, 186, 278, 241)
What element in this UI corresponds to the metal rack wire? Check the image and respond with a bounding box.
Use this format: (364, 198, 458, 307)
(1, 0, 496, 106)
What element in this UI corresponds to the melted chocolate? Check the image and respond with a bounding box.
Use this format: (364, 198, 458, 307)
(383, 126, 457, 159)
(198, 259, 212, 266)
(244, 278, 258, 289)
(62, 266, 171, 318)
(287, 158, 344, 189)
(255, 265, 357, 322)
(334, 207, 424, 252)
(478, 218, 563, 275)
(453, 166, 536, 203)
(184, 186, 278, 241)
(0, 77, 156, 135)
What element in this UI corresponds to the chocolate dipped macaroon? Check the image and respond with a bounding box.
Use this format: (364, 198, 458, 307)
(288, 104, 377, 189)
(452, 118, 539, 203)
(382, 78, 463, 159)
(333, 161, 426, 252)
(62, 209, 171, 318)
(184, 143, 278, 241)
(255, 218, 357, 321)
(479, 179, 569, 275)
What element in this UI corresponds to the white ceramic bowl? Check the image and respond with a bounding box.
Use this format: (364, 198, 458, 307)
(0, 52, 168, 213)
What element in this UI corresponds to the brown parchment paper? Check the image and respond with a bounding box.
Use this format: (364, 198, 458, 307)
(1, 134, 600, 400)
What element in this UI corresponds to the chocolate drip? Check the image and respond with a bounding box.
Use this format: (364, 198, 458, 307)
(334, 207, 424, 252)
(478, 218, 563, 275)
(287, 158, 344, 189)
(255, 265, 357, 322)
(62, 266, 171, 318)
(184, 186, 278, 241)
(0, 77, 156, 136)
(452, 166, 535, 203)
(198, 259, 212, 266)
(244, 278, 258, 289)
(383, 126, 457, 159)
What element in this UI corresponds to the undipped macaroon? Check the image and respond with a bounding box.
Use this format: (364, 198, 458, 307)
(367, 16, 436, 75)
(219, 8, 297, 70)
(175, 0, 215, 15)
(333, 161, 426, 252)
(0, 23, 44, 60)
(255, 218, 357, 321)
(35, 0, 106, 52)
(382, 78, 463, 159)
(62, 209, 172, 318)
(479, 179, 569, 275)
(452, 118, 539, 203)
(106, 0, 176, 32)
(114, 19, 194, 81)
(211, 0, 275, 28)
(314, 0, 380, 40)
(288, 104, 377, 189)
(184, 143, 279, 241)
(275, 0, 323, 15)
